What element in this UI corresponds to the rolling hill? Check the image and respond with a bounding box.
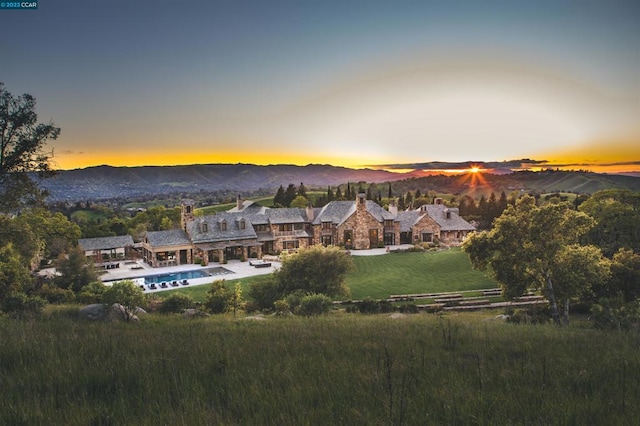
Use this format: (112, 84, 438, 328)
(42, 163, 640, 201)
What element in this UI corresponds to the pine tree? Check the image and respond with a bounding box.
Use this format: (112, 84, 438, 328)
(335, 186, 343, 200)
(274, 185, 285, 207)
(327, 186, 334, 202)
(297, 182, 307, 198)
(346, 183, 352, 200)
(405, 191, 414, 209)
(366, 186, 372, 200)
(388, 183, 392, 199)
(284, 183, 297, 207)
(415, 189, 421, 199)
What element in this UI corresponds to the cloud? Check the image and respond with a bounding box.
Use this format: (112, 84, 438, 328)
(369, 159, 548, 171)
(369, 159, 640, 172)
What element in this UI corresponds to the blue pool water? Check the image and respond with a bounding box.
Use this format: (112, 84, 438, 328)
(144, 267, 233, 285)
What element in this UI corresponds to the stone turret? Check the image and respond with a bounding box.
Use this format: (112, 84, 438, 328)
(181, 199, 195, 231)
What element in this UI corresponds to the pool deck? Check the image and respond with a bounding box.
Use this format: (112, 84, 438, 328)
(99, 259, 281, 293)
(98, 245, 414, 293)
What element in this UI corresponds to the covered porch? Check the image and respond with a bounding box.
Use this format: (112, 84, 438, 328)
(195, 240, 263, 265)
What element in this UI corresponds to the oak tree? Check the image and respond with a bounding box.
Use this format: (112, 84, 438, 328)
(463, 195, 609, 324)
(0, 83, 60, 211)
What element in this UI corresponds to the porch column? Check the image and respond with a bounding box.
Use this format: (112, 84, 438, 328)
(242, 246, 248, 261)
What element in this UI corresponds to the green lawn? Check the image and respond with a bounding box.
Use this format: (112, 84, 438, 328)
(347, 248, 497, 299)
(156, 248, 498, 302)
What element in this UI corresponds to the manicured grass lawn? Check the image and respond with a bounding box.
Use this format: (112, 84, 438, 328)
(347, 248, 498, 299)
(156, 248, 498, 302)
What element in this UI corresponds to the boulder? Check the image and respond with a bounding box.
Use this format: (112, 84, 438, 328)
(79, 304, 107, 321)
(182, 308, 209, 318)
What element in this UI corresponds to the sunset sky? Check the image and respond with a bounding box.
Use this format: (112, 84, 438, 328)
(1, 0, 638, 173)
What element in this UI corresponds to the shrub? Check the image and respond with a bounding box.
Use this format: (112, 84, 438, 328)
(159, 293, 195, 314)
(273, 299, 291, 315)
(591, 294, 640, 331)
(1, 292, 46, 317)
(205, 280, 230, 314)
(285, 290, 306, 313)
(298, 294, 332, 316)
(248, 278, 281, 311)
(101, 280, 146, 322)
(507, 305, 551, 325)
(356, 298, 394, 314)
(36, 284, 75, 304)
(77, 281, 107, 304)
(399, 303, 419, 314)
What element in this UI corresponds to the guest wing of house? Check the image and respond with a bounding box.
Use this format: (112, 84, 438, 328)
(115, 194, 475, 267)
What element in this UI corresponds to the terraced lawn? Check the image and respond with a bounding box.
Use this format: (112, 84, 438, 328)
(346, 248, 498, 299)
(158, 248, 498, 302)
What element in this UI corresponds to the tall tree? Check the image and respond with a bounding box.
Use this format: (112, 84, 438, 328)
(15, 208, 81, 259)
(327, 185, 334, 202)
(387, 183, 392, 199)
(54, 247, 98, 293)
(578, 189, 640, 257)
(0, 83, 60, 211)
(273, 185, 285, 207)
(297, 182, 307, 198)
(335, 186, 343, 200)
(284, 183, 297, 207)
(405, 191, 414, 209)
(463, 195, 607, 325)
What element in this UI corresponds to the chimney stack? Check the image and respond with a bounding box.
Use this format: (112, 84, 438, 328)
(306, 202, 315, 222)
(236, 194, 243, 211)
(388, 198, 398, 217)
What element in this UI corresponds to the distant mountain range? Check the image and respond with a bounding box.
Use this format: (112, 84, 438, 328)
(42, 163, 640, 201)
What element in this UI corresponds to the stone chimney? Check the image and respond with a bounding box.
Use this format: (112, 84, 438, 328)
(236, 194, 243, 211)
(306, 202, 315, 222)
(356, 192, 367, 210)
(388, 198, 398, 217)
(434, 197, 443, 205)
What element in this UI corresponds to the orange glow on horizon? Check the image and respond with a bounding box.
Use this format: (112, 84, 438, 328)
(53, 150, 372, 171)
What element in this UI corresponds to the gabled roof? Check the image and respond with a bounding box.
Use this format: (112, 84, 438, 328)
(78, 235, 135, 251)
(395, 211, 425, 233)
(366, 200, 396, 221)
(266, 208, 306, 224)
(313, 201, 355, 225)
(186, 212, 257, 243)
(312, 199, 395, 226)
(144, 229, 191, 247)
(227, 200, 269, 214)
(419, 204, 476, 231)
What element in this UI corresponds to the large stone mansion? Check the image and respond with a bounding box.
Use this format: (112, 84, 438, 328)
(135, 193, 475, 267)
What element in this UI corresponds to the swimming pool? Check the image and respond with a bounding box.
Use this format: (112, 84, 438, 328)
(143, 267, 233, 285)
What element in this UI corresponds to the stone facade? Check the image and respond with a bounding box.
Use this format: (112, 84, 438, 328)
(136, 195, 475, 267)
